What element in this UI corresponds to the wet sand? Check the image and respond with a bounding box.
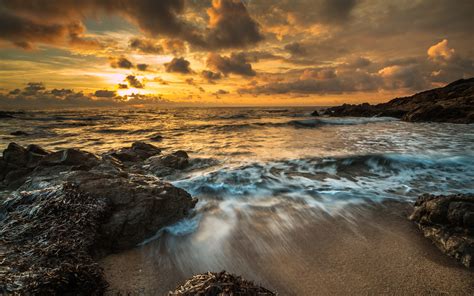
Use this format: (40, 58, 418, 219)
(101, 201, 473, 295)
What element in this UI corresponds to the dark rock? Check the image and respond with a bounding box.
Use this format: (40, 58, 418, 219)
(150, 133, 164, 141)
(109, 141, 161, 163)
(0, 111, 15, 119)
(409, 193, 474, 268)
(3, 143, 28, 166)
(322, 77, 474, 123)
(4, 168, 30, 189)
(170, 271, 276, 296)
(69, 172, 197, 251)
(10, 131, 29, 136)
(311, 110, 320, 116)
(40, 148, 100, 169)
(147, 150, 190, 176)
(0, 184, 109, 295)
(26, 144, 49, 156)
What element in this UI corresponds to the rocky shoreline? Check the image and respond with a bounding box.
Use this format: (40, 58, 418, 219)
(0, 142, 197, 294)
(1, 141, 473, 294)
(318, 78, 474, 123)
(410, 193, 474, 268)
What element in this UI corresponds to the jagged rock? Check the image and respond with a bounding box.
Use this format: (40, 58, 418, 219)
(321, 78, 474, 123)
(3, 142, 28, 166)
(39, 148, 100, 169)
(150, 133, 164, 141)
(1, 141, 198, 294)
(409, 193, 474, 268)
(146, 150, 190, 176)
(311, 110, 320, 116)
(109, 141, 161, 163)
(10, 131, 29, 136)
(26, 144, 49, 156)
(170, 271, 276, 296)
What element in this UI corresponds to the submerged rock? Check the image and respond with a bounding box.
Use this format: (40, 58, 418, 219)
(10, 130, 29, 136)
(170, 271, 276, 296)
(409, 193, 474, 268)
(321, 77, 474, 123)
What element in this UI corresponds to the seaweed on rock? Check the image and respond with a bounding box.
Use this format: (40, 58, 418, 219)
(170, 271, 276, 296)
(0, 183, 109, 295)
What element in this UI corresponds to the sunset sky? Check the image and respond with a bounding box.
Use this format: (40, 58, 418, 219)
(0, 0, 473, 108)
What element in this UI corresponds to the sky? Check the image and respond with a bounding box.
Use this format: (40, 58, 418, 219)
(0, 0, 473, 108)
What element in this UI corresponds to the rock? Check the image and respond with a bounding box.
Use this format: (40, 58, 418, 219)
(147, 150, 190, 176)
(3, 142, 28, 166)
(0, 111, 15, 119)
(409, 193, 474, 268)
(311, 110, 320, 116)
(68, 171, 197, 251)
(40, 148, 100, 169)
(321, 77, 474, 123)
(170, 271, 276, 296)
(1, 141, 198, 294)
(26, 144, 49, 156)
(109, 141, 161, 163)
(10, 130, 29, 136)
(150, 133, 164, 141)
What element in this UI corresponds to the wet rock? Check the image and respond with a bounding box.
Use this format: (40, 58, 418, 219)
(1, 141, 198, 294)
(170, 271, 276, 296)
(150, 133, 164, 141)
(40, 148, 100, 169)
(10, 130, 29, 136)
(3, 142, 28, 166)
(26, 144, 49, 156)
(110, 141, 161, 163)
(146, 150, 190, 176)
(70, 172, 197, 251)
(0, 184, 109, 295)
(409, 193, 474, 268)
(311, 110, 320, 116)
(321, 77, 474, 123)
(0, 111, 15, 119)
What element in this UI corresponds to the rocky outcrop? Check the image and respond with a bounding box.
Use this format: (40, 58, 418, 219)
(146, 150, 190, 176)
(409, 193, 474, 268)
(0, 142, 197, 294)
(170, 271, 276, 296)
(322, 78, 474, 123)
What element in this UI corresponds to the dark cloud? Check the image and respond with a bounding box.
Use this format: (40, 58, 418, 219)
(129, 38, 163, 54)
(118, 84, 128, 89)
(204, 0, 264, 49)
(165, 57, 192, 74)
(284, 42, 307, 56)
(201, 70, 222, 82)
(207, 53, 256, 77)
(23, 82, 46, 94)
(0, 83, 169, 109)
(136, 64, 149, 71)
(94, 90, 117, 98)
(240, 67, 382, 95)
(0, 0, 264, 50)
(51, 89, 74, 96)
(110, 57, 134, 69)
(126, 75, 145, 88)
(342, 57, 371, 69)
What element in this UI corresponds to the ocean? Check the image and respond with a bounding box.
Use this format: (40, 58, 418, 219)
(1, 107, 473, 292)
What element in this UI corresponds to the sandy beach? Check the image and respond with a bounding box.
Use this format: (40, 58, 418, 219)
(101, 201, 474, 295)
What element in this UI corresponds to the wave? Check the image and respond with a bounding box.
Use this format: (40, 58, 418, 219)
(173, 153, 474, 210)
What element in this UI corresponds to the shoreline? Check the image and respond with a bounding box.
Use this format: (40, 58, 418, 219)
(101, 200, 474, 295)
